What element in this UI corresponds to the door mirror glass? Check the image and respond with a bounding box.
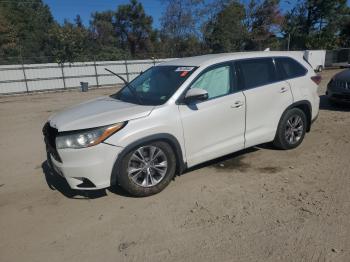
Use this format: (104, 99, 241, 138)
(184, 88, 209, 103)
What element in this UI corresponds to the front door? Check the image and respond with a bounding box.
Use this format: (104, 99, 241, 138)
(178, 63, 246, 167)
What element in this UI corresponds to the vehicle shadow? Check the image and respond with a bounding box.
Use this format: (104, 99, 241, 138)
(182, 147, 259, 174)
(319, 94, 350, 112)
(41, 161, 131, 199)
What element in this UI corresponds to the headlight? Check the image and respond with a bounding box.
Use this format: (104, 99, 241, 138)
(56, 122, 126, 149)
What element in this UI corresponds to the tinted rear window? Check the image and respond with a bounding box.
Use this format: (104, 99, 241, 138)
(275, 57, 307, 79)
(237, 58, 276, 89)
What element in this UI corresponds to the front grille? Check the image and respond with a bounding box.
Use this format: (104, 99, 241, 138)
(333, 79, 350, 90)
(42, 122, 62, 162)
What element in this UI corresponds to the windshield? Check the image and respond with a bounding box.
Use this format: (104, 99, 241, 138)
(111, 65, 196, 105)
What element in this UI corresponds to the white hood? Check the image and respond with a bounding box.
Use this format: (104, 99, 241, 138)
(49, 96, 154, 131)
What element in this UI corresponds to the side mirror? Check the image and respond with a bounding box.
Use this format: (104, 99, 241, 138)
(184, 88, 209, 103)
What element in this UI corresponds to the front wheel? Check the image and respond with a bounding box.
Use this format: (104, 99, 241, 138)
(118, 141, 176, 197)
(273, 108, 307, 150)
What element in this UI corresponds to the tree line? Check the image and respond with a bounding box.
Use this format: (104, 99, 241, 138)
(0, 0, 349, 64)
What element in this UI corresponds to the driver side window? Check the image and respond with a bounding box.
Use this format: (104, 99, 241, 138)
(190, 65, 231, 99)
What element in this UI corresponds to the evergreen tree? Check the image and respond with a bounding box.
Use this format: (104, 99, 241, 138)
(245, 0, 283, 50)
(283, 0, 349, 49)
(48, 20, 90, 63)
(0, 0, 55, 62)
(0, 9, 18, 62)
(114, 0, 155, 56)
(203, 1, 248, 52)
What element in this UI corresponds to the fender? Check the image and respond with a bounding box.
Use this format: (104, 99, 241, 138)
(110, 133, 187, 186)
(280, 100, 312, 132)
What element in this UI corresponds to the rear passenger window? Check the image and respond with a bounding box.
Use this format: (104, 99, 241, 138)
(237, 58, 276, 89)
(275, 57, 307, 79)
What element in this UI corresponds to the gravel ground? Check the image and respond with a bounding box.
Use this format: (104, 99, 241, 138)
(0, 69, 349, 262)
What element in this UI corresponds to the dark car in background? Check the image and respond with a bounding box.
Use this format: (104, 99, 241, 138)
(327, 69, 350, 105)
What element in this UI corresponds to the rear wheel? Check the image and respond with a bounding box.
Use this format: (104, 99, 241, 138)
(118, 141, 176, 197)
(273, 108, 307, 150)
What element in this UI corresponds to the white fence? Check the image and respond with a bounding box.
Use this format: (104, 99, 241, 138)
(0, 58, 174, 94)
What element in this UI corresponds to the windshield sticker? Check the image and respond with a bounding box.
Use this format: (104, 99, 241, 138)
(180, 71, 189, 77)
(175, 67, 194, 72)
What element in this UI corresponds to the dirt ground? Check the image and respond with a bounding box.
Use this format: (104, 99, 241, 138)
(0, 69, 349, 262)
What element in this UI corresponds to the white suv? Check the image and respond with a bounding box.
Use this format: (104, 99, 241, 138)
(43, 52, 320, 196)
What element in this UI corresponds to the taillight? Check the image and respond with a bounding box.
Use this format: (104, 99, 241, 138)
(311, 75, 322, 85)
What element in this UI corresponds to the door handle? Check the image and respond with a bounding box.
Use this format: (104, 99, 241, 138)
(280, 87, 288, 93)
(231, 101, 244, 108)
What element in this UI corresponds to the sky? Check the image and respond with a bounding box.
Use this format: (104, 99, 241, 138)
(43, 0, 165, 28)
(43, 0, 297, 28)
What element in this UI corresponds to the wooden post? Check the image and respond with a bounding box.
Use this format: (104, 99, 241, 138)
(93, 57, 99, 87)
(21, 58, 29, 93)
(124, 59, 129, 82)
(60, 63, 66, 89)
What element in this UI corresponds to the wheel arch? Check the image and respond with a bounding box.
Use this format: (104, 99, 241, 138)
(110, 133, 186, 186)
(282, 100, 312, 132)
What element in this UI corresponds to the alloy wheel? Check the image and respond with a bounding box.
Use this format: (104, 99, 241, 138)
(285, 114, 304, 144)
(127, 146, 168, 187)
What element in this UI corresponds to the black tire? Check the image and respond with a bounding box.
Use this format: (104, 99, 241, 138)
(273, 108, 307, 150)
(118, 141, 176, 197)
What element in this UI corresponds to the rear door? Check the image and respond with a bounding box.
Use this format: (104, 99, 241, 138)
(275, 57, 319, 120)
(274, 56, 310, 101)
(237, 58, 294, 147)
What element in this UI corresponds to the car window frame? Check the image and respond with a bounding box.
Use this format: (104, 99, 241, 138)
(177, 61, 238, 104)
(235, 57, 279, 91)
(274, 56, 308, 81)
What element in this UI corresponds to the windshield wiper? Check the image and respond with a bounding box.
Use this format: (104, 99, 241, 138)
(105, 68, 143, 105)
